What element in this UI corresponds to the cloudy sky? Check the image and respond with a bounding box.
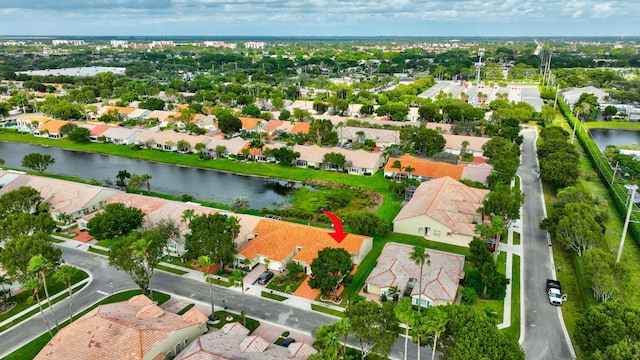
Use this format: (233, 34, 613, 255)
(0, 0, 636, 37)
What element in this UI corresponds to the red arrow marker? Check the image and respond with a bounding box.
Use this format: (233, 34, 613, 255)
(322, 210, 349, 243)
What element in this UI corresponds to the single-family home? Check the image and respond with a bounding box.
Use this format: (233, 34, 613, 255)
(88, 124, 116, 142)
(339, 126, 399, 147)
(365, 242, 465, 307)
(238, 117, 265, 132)
(260, 119, 295, 135)
(145, 110, 180, 127)
(176, 322, 317, 360)
(442, 134, 490, 157)
(292, 144, 385, 175)
(393, 176, 489, 247)
(16, 115, 51, 131)
(384, 154, 492, 184)
(35, 295, 208, 360)
(204, 136, 249, 158)
(290, 122, 310, 135)
(237, 219, 373, 274)
(0, 173, 117, 221)
(102, 127, 142, 145)
(98, 106, 137, 119)
(33, 119, 70, 138)
(193, 114, 217, 132)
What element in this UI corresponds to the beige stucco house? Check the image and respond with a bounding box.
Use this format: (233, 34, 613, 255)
(365, 242, 465, 307)
(393, 176, 489, 247)
(35, 295, 208, 360)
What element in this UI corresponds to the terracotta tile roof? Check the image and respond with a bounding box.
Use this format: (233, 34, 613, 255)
(204, 136, 248, 155)
(37, 119, 69, 133)
(238, 336, 270, 353)
(238, 219, 369, 265)
(100, 106, 137, 116)
(89, 124, 116, 137)
(221, 322, 251, 336)
(238, 117, 263, 130)
(290, 122, 310, 134)
(145, 110, 180, 122)
(35, 295, 207, 360)
(394, 176, 489, 236)
(365, 242, 465, 303)
(384, 155, 465, 179)
(261, 119, 284, 133)
(18, 115, 53, 124)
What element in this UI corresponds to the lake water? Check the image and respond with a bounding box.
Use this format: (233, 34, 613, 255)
(0, 142, 298, 209)
(589, 129, 640, 150)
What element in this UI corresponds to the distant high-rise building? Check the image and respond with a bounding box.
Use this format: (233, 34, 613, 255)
(110, 40, 129, 48)
(244, 41, 266, 49)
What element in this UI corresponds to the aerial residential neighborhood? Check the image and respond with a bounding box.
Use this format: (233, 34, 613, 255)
(0, 31, 640, 360)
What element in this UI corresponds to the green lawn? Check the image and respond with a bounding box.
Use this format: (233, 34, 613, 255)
(87, 247, 110, 256)
(155, 264, 188, 275)
(311, 303, 345, 318)
(501, 255, 521, 341)
(266, 274, 307, 294)
(1, 290, 170, 360)
(209, 310, 260, 332)
(261, 291, 288, 302)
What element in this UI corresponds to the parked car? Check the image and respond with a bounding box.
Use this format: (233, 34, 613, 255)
(257, 270, 275, 285)
(280, 338, 296, 347)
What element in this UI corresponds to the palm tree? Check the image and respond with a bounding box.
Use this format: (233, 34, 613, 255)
(395, 297, 413, 360)
(424, 307, 449, 360)
(410, 246, 430, 314)
(24, 277, 53, 338)
(181, 209, 195, 226)
(229, 269, 247, 326)
(140, 173, 152, 194)
(198, 255, 217, 320)
(28, 255, 60, 331)
(53, 265, 78, 324)
(116, 169, 131, 188)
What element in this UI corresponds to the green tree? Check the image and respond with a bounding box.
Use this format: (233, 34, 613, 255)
(115, 169, 131, 188)
(308, 247, 354, 299)
(423, 307, 449, 360)
(481, 183, 524, 221)
(592, 341, 640, 360)
(67, 127, 91, 143)
(86, 203, 145, 241)
(184, 213, 240, 270)
(59, 122, 78, 136)
(395, 297, 414, 360)
(279, 109, 291, 120)
(322, 152, 347, 170)
(140, 173, 152, 193)
(583, 248, 632, 303)
(575, 302, 640, 355)
(285, 261, 304, 283)
(554, 202, 603, 256)
(217, 112, 242, 136)
(139, 97, 165, 111)
(28, 255, 60, 331)
(310, 318, 352, 360)
(198, 255, 217, 319)
(0, 232, 61, 283)
(410, 246, 430, 311)
(271, 147, 300, 166)
(343, 211, 390, 236)
(345, 300, 398, 359)
(22, 153, 56, 174)
(440, 304, 524, 360)
(109, 229, 166, 297)
(229, 269, 247, 326)
(241, 104, 261, 118)
(53, 265, 80, 324)
(24, 277, 53, 338)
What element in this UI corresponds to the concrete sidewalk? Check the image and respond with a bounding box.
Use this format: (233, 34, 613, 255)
(497, 206, 523, 330)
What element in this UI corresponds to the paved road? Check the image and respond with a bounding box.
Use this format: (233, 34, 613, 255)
(0, 245, 426, 359)
(518, 126, 575, 360)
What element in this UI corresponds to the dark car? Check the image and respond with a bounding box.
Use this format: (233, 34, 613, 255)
(280, 338, 296, 347)
(257, 270, 275, 285)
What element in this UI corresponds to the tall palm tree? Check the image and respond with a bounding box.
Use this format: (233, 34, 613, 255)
(230, 269, 247, 326)
(53, 265, 78, 324)
(424, 307, 449, 360)
(24, 277, 53, 338)
(140, 173, 152, 194)
(410, 246, 430, 314)
(28, 255, 60, 331)
(116, 169, 131, 188)
(198, 255, 217, 320)
(395, 297, 413, 360)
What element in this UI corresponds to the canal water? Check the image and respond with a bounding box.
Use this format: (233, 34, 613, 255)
(589, 128, 640, 150)
(0, 142, 297, 209)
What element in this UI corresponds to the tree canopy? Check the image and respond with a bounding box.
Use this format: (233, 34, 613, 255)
(575, 302, 640, 358)
(87, 203, 145, 241)
(22, 153, 56, 174)
(308, 247, 354, 298)
(345, 300, 398, 359)
(184, 213, 240, 269)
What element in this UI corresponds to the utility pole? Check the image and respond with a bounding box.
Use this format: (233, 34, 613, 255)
(617, 185, 637, 262)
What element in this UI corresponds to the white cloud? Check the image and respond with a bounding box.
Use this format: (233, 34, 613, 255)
(0, 0, 636, 36)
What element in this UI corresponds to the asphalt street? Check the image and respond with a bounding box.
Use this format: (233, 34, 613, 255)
(518, 126, 576, 360)
(0, 245, 426, 359)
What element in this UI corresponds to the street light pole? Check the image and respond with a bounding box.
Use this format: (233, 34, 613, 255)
(617, 185, 637, 262)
